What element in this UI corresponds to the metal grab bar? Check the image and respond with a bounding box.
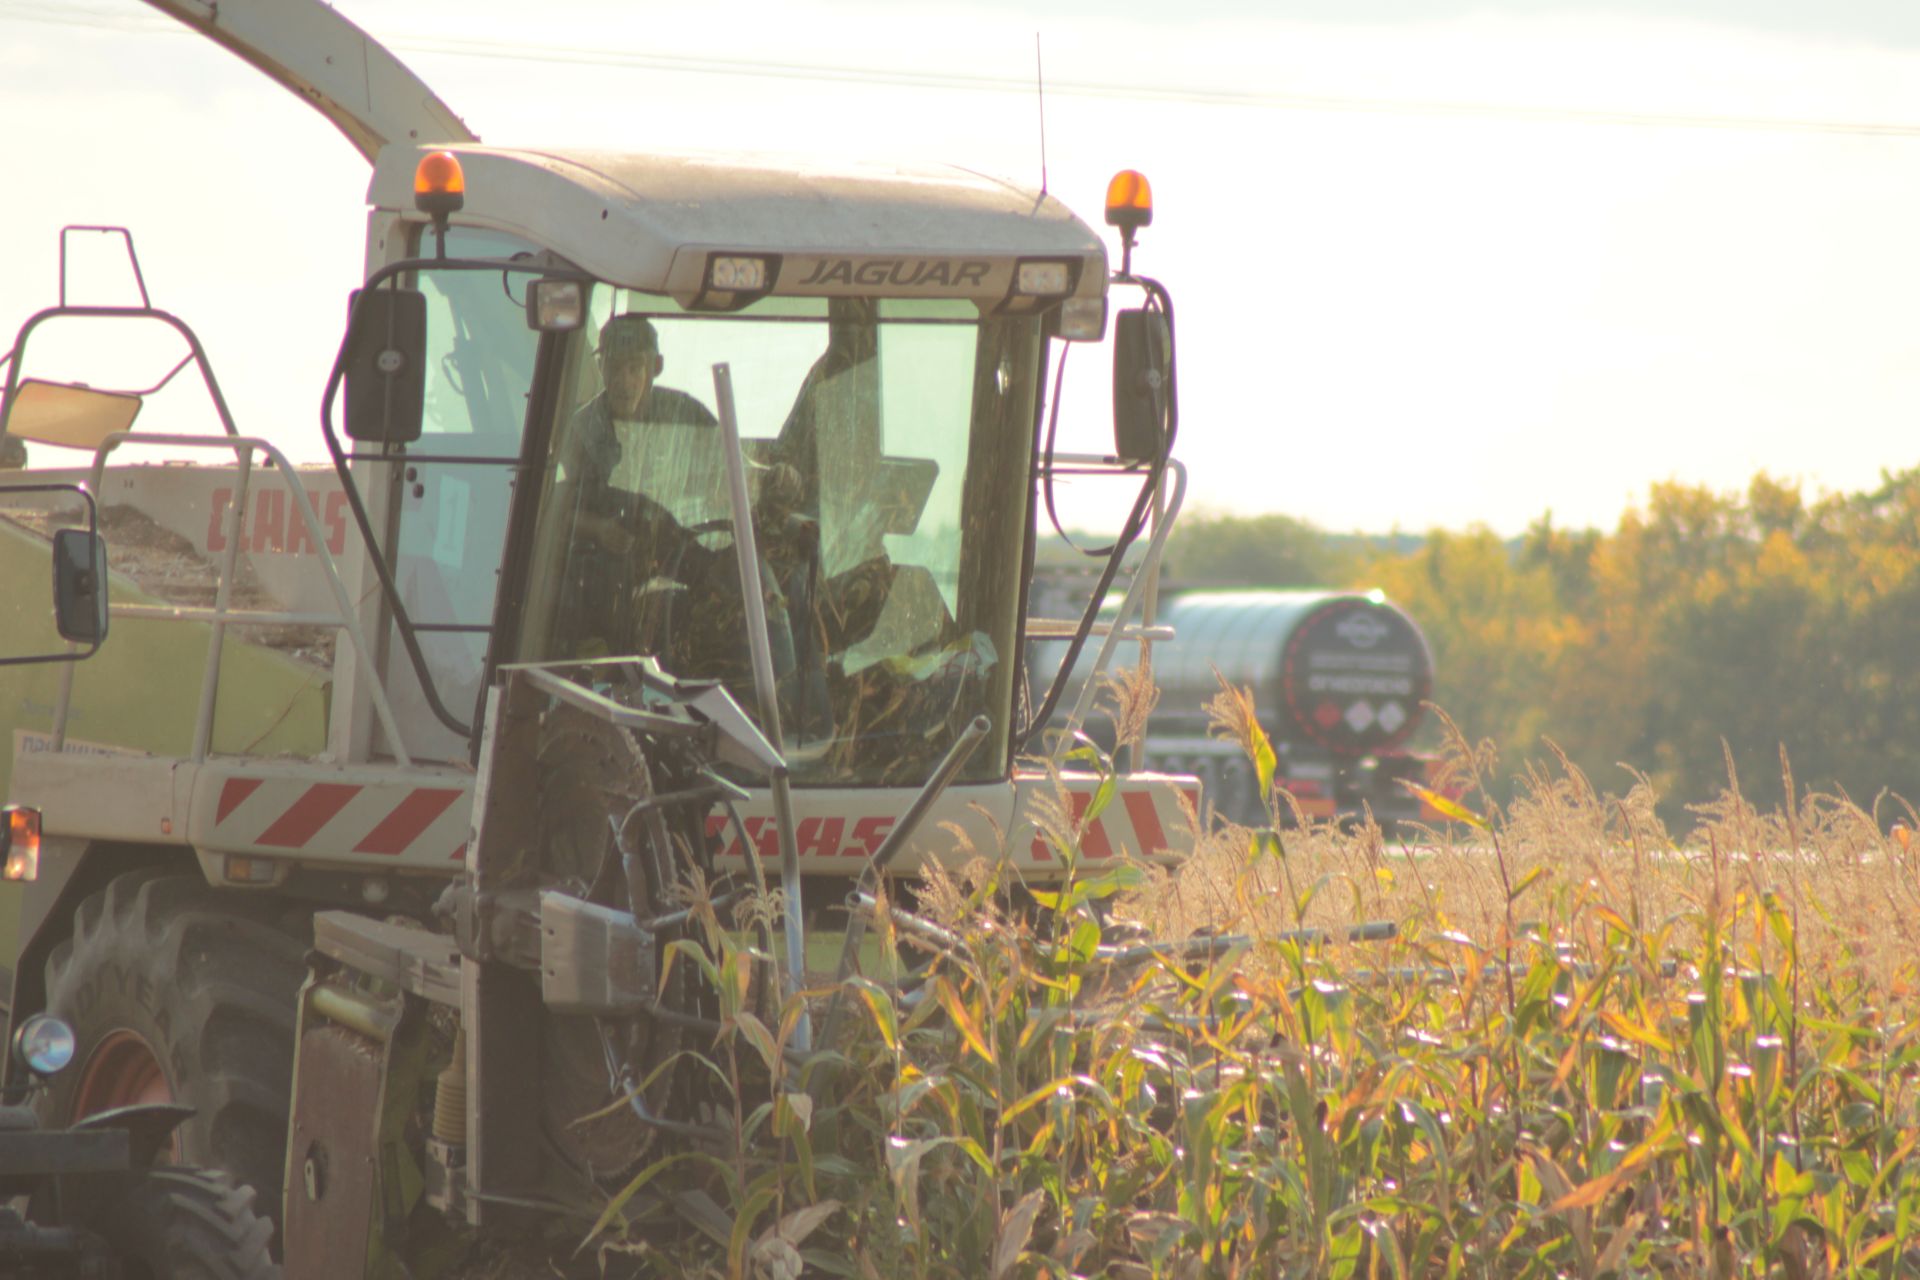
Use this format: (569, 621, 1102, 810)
(1047, 455, 1189, 761)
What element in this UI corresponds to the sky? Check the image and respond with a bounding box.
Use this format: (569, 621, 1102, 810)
(5, 0, 1920, 536)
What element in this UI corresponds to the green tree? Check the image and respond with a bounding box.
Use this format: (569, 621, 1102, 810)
(1157, 468, 1920, 827)
(1163, 511, 1350, 586)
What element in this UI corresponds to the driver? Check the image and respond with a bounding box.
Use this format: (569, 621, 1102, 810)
(571, 312, 720, 542)
(556, 313, 726, 661)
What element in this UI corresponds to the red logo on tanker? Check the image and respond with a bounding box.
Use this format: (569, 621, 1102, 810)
(1279, 597, 1433, 756)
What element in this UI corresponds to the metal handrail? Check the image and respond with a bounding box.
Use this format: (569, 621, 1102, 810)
(0, 305, 243, 441)
(1025, 619, 1175, 640)
(10, 231, 411, 769)
(60, 226, 151, 310)
(1044, 455, 1188, 763)
(48, 431, 412, 768)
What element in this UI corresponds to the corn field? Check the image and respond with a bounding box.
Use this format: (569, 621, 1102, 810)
(572, 696, 1920, 1279)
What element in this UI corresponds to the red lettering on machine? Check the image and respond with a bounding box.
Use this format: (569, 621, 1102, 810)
(207, 487, 349, 555)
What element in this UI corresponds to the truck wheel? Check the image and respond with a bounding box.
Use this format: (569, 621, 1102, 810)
(40, 870, 307, 1238)
(91, 1167, 280, 1279)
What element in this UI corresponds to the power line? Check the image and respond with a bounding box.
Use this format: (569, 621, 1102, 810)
(0, 1, 150, 34)
(10, 1, 1920, 138)
(393, 30, 1920, 138)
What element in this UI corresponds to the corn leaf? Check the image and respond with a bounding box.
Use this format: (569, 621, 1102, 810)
(1599, 1009, 1675, 1053)
(992, 1189, 1046, 1280)
(1252, 720, 1278, 805)
(1401, 782, 1487, 830)
(935, 976, 997, 1065)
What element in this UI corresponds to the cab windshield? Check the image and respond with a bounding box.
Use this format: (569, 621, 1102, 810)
(515, 290, 1040, 785)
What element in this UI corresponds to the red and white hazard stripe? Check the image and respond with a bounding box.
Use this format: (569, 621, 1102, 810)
(202, 773, 473, 863)
(1022, 780, 1199, 863)
(192, 768, 1200, 878)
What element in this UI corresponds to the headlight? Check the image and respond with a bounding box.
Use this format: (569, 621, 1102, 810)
(14, 1014, 76, 1078)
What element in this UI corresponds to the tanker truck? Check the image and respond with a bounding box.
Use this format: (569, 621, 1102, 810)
(0, 0, 1198, 1255)
(1035, 586, 1451, 828)
(1142, 589, 1449, 828)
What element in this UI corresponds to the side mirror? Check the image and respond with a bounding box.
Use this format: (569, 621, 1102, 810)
(52, 527, 108, 646)
(0, 482, 107, 665)
(1112, 308, 1171, 463)
(344, 286, 427, 444)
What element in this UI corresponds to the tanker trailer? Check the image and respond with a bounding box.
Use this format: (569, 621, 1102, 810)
(1135, 589, 1452, 828)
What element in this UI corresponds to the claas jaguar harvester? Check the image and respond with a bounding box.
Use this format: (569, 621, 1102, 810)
(0, 0, 1196, 1269)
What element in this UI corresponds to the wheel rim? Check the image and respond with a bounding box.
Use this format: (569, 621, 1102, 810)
(72, 1028, 175, 1113)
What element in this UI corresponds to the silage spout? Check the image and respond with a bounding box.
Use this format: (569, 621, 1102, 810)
(140, 0, 475, 163)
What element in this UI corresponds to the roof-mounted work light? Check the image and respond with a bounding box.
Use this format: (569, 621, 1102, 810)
(414, 150, 466, 261)
(526, 278, 585, 332)
(690, 253, 777, 312)
(1104, 169, 1153, 278)
(1015, 260, 1075, 297)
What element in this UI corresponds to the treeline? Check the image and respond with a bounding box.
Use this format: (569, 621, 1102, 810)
(1160, 467, 1920, 825)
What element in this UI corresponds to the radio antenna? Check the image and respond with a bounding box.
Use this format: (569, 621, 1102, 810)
(1035, 33, 1049, 196)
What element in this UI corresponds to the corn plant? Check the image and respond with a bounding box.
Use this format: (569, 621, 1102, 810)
(580, 701, 1920, 1280)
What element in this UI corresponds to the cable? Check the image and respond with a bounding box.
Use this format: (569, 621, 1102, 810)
(1038, 339, 1108, 554)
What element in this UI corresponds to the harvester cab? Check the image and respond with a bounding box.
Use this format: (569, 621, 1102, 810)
(339, 146, 1099, 775)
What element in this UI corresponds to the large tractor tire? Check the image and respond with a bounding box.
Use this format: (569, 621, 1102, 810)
(39, 870, 307, 1238)
(91, 1167, 281, 1279)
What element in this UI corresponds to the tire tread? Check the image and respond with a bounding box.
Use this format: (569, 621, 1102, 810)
(42, 870, 309, 1243)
